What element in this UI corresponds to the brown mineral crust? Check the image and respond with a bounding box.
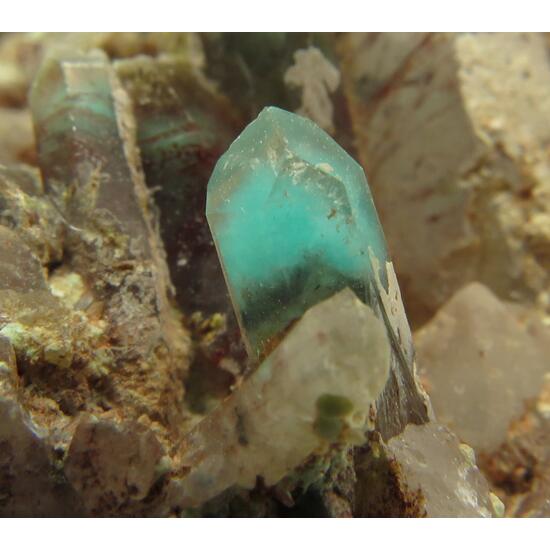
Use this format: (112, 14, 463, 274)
(479, 376, 550, 517)
(353, 435, 426, 518)
(0, 224, 47, 291)
(0, 336, 82, 516)
(355, 421, 500, 517)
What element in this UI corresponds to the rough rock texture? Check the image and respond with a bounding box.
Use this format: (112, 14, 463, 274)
(0, 48, 190, 516)
(339, 32, 550, 327)
(0, 165, 63, 266)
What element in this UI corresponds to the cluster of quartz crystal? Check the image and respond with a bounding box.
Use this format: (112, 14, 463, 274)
(0, 33, 522, 518)
(0, 50, 191, 516)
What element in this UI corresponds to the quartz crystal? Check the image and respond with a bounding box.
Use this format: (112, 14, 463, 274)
(354, 420, 500, 517)
(29, 51, 178, 355)
(415, 283, 549, 453)
(29, 51, 153, 256)
(386, 422, 498, 517)
(116, 57, 248, 410)
(116, 56, 242, 316)
(207, 105, 388, 356)
(206, 106, 427, 438)
(176, 289, 390, 508)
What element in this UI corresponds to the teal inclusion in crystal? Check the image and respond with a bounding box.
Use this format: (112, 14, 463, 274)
(207, 107, 390, 359)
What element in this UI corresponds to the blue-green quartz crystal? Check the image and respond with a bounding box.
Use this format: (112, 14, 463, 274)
(207, 107, 428, 439)
(207, 106, 387, 355)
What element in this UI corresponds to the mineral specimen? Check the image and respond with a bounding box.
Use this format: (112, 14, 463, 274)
(0, 33, 519, 518)
(206, 106, 428, 438)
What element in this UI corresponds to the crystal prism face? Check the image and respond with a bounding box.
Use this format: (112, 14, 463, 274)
(206, 106, 388, 358)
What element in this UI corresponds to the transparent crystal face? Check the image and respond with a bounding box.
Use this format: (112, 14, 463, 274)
(207, 106, 389, 358)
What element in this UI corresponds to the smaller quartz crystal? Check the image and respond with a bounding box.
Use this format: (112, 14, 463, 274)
(415, 283, 549, 453)
(177, 289, 390, 508)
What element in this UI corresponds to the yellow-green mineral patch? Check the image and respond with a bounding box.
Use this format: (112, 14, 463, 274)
(49, 271, 86, 309)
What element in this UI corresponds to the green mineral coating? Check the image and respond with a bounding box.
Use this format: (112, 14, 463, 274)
(206, 106, 389, 358)
(314, 416, 344, 442)
(316, 394, 354, 418)
(0, 322, 41, 363)
(314, 394, 354, 442)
